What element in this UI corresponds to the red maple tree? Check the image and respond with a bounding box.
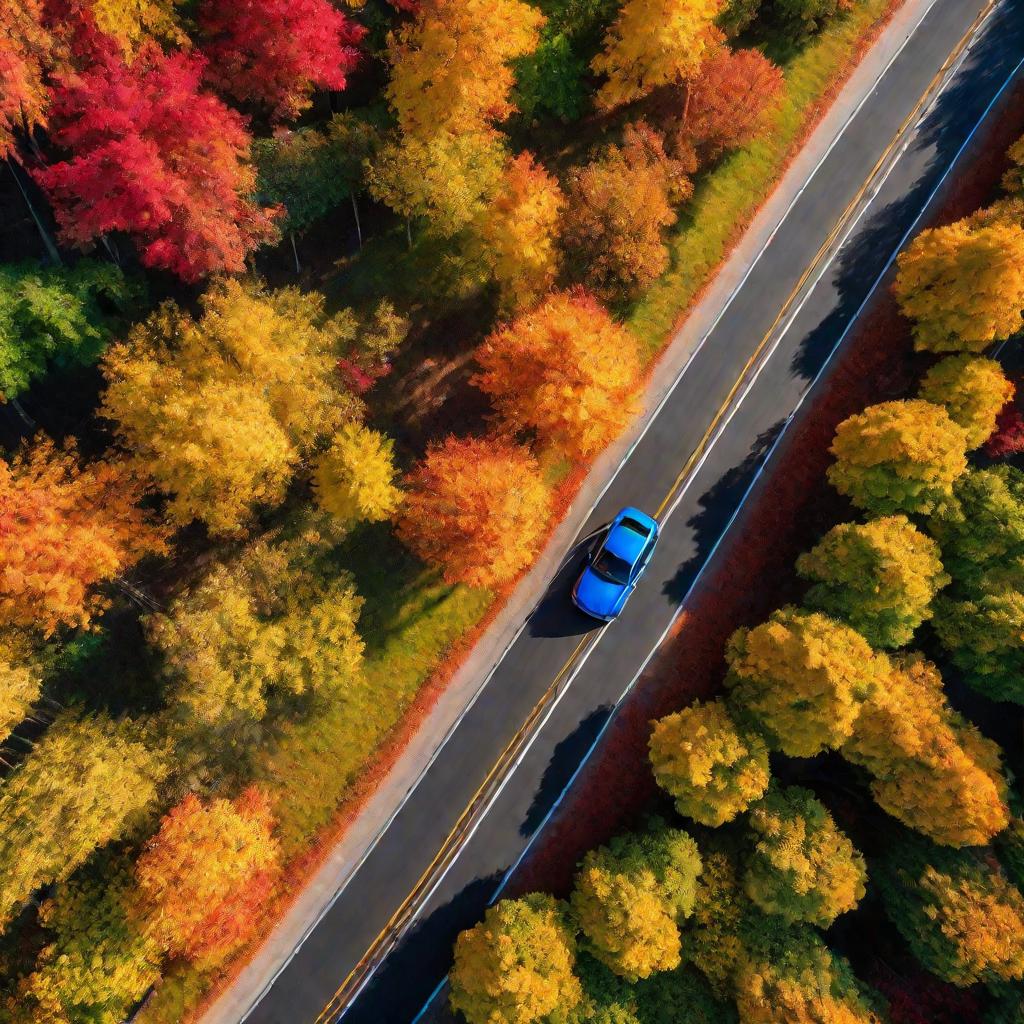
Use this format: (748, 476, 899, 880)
(200, 0, 365, 123)
(34, 38, 278, 281)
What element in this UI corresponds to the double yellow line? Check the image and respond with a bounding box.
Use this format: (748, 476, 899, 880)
(310, 4, 997, 1021)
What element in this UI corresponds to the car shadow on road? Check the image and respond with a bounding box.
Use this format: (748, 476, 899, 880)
(527, 533, 606, 639)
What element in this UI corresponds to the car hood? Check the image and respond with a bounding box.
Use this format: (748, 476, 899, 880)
(575, 566, 626, 618)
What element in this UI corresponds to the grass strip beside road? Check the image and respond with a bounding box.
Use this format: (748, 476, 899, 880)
(141, 3, 906, 1019)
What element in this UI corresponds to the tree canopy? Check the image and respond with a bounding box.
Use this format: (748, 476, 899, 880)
(918, 354, 1014, 450)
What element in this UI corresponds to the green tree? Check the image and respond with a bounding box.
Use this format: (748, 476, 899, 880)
(933, 581, 1024, 704)
(876, 833, 1024, 987)
(648, 699, 770, 826)
(450, 893, 582, 1024)
(0, 714, 165, 925)
(633, 963, 737, 1024)
(313, 423, 402, 525)
(996, 816, 1024, 891)
(919, 354, 1014, 449)
(14, 860, 161, 1024)
(842, 655, 1009, 848)
(724, 607, 888, 758)
(928, 466, 1024, 588)
(796, 515, 949, 648)
(774, 0, 852, 36)
(570, 827, 702, 981)
(893, 216, 1024, 353)
(827, 400, 969, 516)
(148, 538, 364, 727)
(743, 785, 866, 928)
(0, 260, 139, 401)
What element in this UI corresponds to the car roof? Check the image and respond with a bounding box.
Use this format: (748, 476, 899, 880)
(605, 508, 656, 564)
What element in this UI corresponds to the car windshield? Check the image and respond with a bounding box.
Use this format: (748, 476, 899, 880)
(592, 548, 632, 585)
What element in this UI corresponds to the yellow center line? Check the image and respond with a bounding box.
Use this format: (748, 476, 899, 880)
(310, 5, 997, 1021)
(653, 0, 994, 521)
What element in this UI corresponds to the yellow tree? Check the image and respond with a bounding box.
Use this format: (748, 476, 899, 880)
(88, 0, 186, 55)
(313, 423, 402, 525)
(148, 538, 364, 727)
(473, 290, 642, 459)
(876, 834, 1024, 987)
(827, 400, 969, 516)
(397, 435, 551, 588)
(0, 714, 165, 925)
(450, 893, 582, 1024)
(570, 828, 702, 981)
(134, 787, 281, 963)
(0, 634, 40, 743)
(842, 655, 1009, 847)
(474, 152, 565, 313)
(796, 515, 949, 648)
(724, 607, 888, 758)
(743, 785, 866, 928)
(893, 217, 1024, 352)
(385, 0, 544, 141)
(1004, 135, 1024, 195)
(0, 436, 168, 635)
(919, 354, 1014, 450)
(648, 698, 770, 826)
(592, 0, 722, 109)
(102, 279, 361, 536)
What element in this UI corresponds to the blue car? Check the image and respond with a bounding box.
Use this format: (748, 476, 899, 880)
(572, 507, 660, 621)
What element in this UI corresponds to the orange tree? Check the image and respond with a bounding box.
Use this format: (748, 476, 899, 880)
(473, 289, 641, 459)
(397, 435, 551, 589)
(0, 436, 167, 635)
(134, 787, 281, 964)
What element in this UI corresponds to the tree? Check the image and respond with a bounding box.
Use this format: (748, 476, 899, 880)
(933, 582, 1024, 705)
(718, 0, 762, 36)
(0, 0, 55, 159)
(0, 436, 167, 635)
(570, 827, 702, 981)
(14, 860, 162, 1024)
(563, 123, 687, 301)
(743, 785, 866, 928)
(918, 354, 1014, 450)
(385, 0, 544, 141)
(996, 816, 1024, 891)
(724, 607, 887, 758)
(450, 893, 582, 1024)
(199, 0, 364, 123)
(313, 423, 402, 525)
(591, 0, 722, 109)
(928, 466, 1024, 588)
(0, 713, 164, 925)
(1003, 135, 1024, 196)
(0, 259, 138, 400)
(734, 927, 885, 1024)
(473, 289, 642, 458)
(633, 963, 737, 1024)
(148, 538, 364, 726)
(367, 127, 507, 238)
(0, 635, 41, 743)
(893, 217, 1024, 353)
(474, 152, 565, 313)
(397, 435, 551, 588)
(841, 655, 1009, 847)
(681, 48, 783, 161)
(648, 698, 770, 826)
(986, 403, 1024, 458)
(796, 515, 949, 648)
(101, 279, 361, 536)
(513, 29, 590, 124)
(134, 787, 280, 963)
(35, 41, 278, 282)
(876, 834, 1024, 987)
(87, 0, 185, 55)
(827, 400, 969, 516)
(773, 0, 852, 36)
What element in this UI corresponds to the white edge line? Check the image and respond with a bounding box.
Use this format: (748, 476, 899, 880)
(408, 21, 1024, 1024)
(236, 2, 998, 1020)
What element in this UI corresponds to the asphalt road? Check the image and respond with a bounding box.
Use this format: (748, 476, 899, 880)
(244, 2, 1024, 1021)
